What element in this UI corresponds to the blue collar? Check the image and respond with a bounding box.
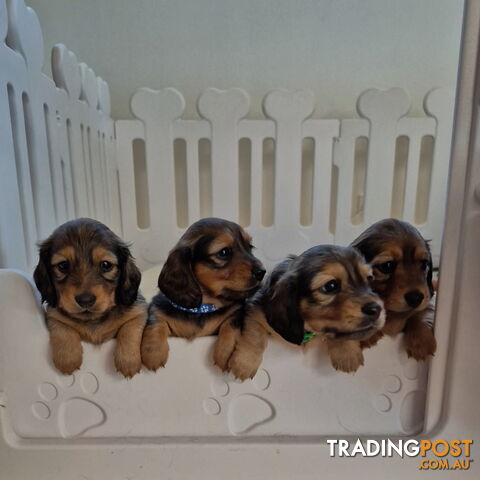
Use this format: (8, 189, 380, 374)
(166, 297, 219, 314)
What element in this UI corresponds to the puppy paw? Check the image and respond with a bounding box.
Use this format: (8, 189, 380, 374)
(213, 342, 236, 372)
(52, 348, 83, 375)
(329, 348, 364, 373)
(114, 346, 142, 378)
(360, 331, 384, 350)
(228, 350, 263, 381)
(141, 342, 169, 371)
(404, 330, 437, 361)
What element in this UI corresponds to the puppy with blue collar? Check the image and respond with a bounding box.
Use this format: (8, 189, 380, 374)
(141, 218, 265, 371)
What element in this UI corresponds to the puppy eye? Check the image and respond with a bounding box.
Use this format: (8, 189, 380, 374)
(377, 261, 396, 275)
(56, 261, 69, 274)
(217, 247, 232, 259)
(420, 259, 429, 271)
(321, 279, 340, 294)
(100, 260, 114, 272)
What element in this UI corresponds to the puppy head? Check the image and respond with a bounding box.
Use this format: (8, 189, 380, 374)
(33, 218, 141, 320)
(351, 218, 433, 313)
(158, 218, 265, 309)
(263, 246, 385, 345)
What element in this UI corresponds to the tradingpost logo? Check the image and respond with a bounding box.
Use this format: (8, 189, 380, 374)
(327, 439, 473, 470)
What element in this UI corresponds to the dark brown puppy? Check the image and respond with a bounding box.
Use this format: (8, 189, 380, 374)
(351, 218, 437, 360)
(223, 245, 385, 380)
(141, 218, 265, 371)
(34, 218, 147, 378)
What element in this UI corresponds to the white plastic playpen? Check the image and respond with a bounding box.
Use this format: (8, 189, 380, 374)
(0, 0, 456, 273)
(1, 0, 480, 479)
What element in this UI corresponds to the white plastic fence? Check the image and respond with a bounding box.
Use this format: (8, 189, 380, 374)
(0, 0, 455, 273)
(117, 86, 454, 270)
(0, 0, 119, 272)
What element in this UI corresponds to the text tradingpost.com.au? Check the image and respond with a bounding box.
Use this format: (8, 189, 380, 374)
(327, 439, 473, 471)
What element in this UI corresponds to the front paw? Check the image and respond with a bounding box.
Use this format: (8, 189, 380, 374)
(404, 330, 437, 361)
(228, 349, 263, 381)
(360, 331, 384, 349)
(213, 341, 236, 373)
(330, 348, 364, 373)
(52, 347, 83, 375)
(141, 341, 169, 372)
(114, 346, 142, 378)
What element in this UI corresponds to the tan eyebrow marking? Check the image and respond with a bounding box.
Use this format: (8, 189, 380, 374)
(207, 233, 234, 255)
(92, 247, 118, 265)
(310, 263, 347, 291)
(372, 244, 403, 264)
(414, 246, 430, 261)
(51, 246, 75, 265)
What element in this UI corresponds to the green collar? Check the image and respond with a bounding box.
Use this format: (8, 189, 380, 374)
(302, 330, 316, 344)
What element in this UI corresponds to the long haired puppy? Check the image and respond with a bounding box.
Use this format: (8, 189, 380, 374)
(34, 218, 146, 378)
(141, 218, 265, 371)
(351, 218, 437, 360)
(224, 245, 385, 380)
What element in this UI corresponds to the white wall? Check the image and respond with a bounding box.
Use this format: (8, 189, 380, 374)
(29, 0, 464, 120)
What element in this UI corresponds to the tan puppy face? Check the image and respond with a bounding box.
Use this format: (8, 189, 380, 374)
(193, 231, 262, 298)
(158, 218, 265, 308)
(34, 218, 141, 321)
(300, 261, 385, 340)
(49, 246, 119, 319)
(261, 245, 385, 345)
(351, 219, 434, 314)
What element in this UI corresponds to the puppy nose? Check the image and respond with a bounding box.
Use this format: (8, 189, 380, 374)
(75, 293, 96, 308)
(361, 302, 382, 320)
(252, 267, 266, 281)
(404, 290, 424, 308)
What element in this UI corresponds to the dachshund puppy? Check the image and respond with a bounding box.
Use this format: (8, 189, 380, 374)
(223, 245, 385, 380)
(141, 218, 266, 371)
(351, 218, 437, 360)
(34, 218, 147, 378)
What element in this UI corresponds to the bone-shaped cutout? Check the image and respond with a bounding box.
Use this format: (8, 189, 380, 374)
(6, 0, 44, 72)
(357, 87, 410, 121)
(0, 0, 7, 41)
(51, 44, 81, 101)
(197, 88, 250, 123)
(263, 89, 315, 122)
(79, 62, 98, 108)
(424, 87, 454, 121)
(97, 77, 111, 115)
(130, 87, 185, 122)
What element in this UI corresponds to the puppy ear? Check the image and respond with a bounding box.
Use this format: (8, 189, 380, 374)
(425, 240, 434, 297)
(350, 232, 376, 263)
(116, 244, 142, 307)
(158, 246, 202, 309)
(263, 272, 304, 345)
(33, 241, 57, 306)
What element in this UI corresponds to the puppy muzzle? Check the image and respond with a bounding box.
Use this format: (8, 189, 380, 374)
(220, 283, 262, 302)
(324, 305, 386, 341)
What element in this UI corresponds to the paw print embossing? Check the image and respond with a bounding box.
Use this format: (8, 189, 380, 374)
(336, 337, 430, 435)
(31, 372, 106, 438)
(372, 355, 428, 434)
(203, 369, 275, 435)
